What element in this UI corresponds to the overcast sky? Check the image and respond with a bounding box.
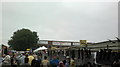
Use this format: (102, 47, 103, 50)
(1, 1, 118, 45)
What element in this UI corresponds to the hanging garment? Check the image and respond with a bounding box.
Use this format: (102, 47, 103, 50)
(99, 49, 103, 60)
(96, 49, 105, 64)
(66, 50, 69, 56)
(96, 50, 120, 65)
(114, 52, 120, 62)
(103, 49, 107, 60)
(64, 50, 66, 56)
(70, 50, 72, 58)
(96, 51, 100, 64)
(62, 50, 64, 55)
(58, 50, 60, 55)
(78, 49, 80, 59)
(71, 50, 75, 59)
(48, 51, 49, 56)
(88, 49, 91, 57)
(81, 49, 84, 60)
(107, 49, 112, 60)
(85, 49, 89, 58)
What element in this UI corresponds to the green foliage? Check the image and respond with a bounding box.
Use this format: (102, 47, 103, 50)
(8, 28, 39, 51)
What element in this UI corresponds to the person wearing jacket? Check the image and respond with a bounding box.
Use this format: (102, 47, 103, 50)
(50, 56, 59, 67)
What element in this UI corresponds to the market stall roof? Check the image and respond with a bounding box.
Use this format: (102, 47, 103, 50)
(1, 44, 10, 47)
(41, 46, 47, 50)
(33, 46, 47, 52)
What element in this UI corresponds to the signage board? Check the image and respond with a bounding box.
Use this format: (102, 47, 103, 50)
(80, 40, 87, 45)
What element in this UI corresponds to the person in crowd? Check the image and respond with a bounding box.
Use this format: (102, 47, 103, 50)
(28, 53, 34, 65)
(70, 58, 76, 67)
(0, 55, 4, 67)
(112, 59, 120, 67)
(11, 55, 17, 67)
(63, 60, 66, 65)
(19, 53, 26, 65)
(42, 56, 49, 67)
(59, 61, 66, 67)
(31, 54, 40, 67)
(24, 54, 29, 64)
(63, 56, 70, 67)
(63, 59, 69, 67)
(56, 56, 59, 60)
(50, 56, 59, 67)
(87, 62, 93, 67)
(2, 54, 11, 65)
(37, 55, 42, 66)
(16, 53, 21, 66)
(22, 54, 31, 67)
(35, 55, 41, 67)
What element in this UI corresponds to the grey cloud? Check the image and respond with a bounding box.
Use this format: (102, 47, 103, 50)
(2, 2, 118, 44)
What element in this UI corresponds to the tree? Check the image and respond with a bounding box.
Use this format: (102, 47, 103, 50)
(8, 28, 39, 51)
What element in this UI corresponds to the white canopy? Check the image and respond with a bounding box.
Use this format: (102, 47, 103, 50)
(41, 46, 47, 50)
(33, 46, 47, 52)
(1, 44, 10, 47)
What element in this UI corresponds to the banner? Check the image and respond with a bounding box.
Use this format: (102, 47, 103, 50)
(80, 40, 87, 45)
(26, 49, 30, 51)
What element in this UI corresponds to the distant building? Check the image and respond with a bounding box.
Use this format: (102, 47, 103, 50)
(37, 40, 120, 52)
(88, 40, 120, 51)
(37, 40, 93, 47)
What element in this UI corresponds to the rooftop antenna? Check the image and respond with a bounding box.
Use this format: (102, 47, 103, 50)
(116, 37, 120, 42)
(108, 39, 115, 43)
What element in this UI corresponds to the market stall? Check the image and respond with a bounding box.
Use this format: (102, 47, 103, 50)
(33, 46, 48, 52)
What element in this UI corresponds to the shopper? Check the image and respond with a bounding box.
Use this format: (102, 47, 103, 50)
(59, 61, 66, 67)
(22, 54, 31, 67)
(70, 58, 76, 67)
(28, 53, 34, 65)
(42, 56, 49, 67)
(50, 56, 59, 67)
(19, 53, 26, 65)
(11, 55, 17, 67)
(3, 54, 11, 65)
(31, 54, 37, 67)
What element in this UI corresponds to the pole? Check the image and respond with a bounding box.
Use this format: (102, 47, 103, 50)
(107, 45, 108, 50)
(85, 44, 88, 48)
